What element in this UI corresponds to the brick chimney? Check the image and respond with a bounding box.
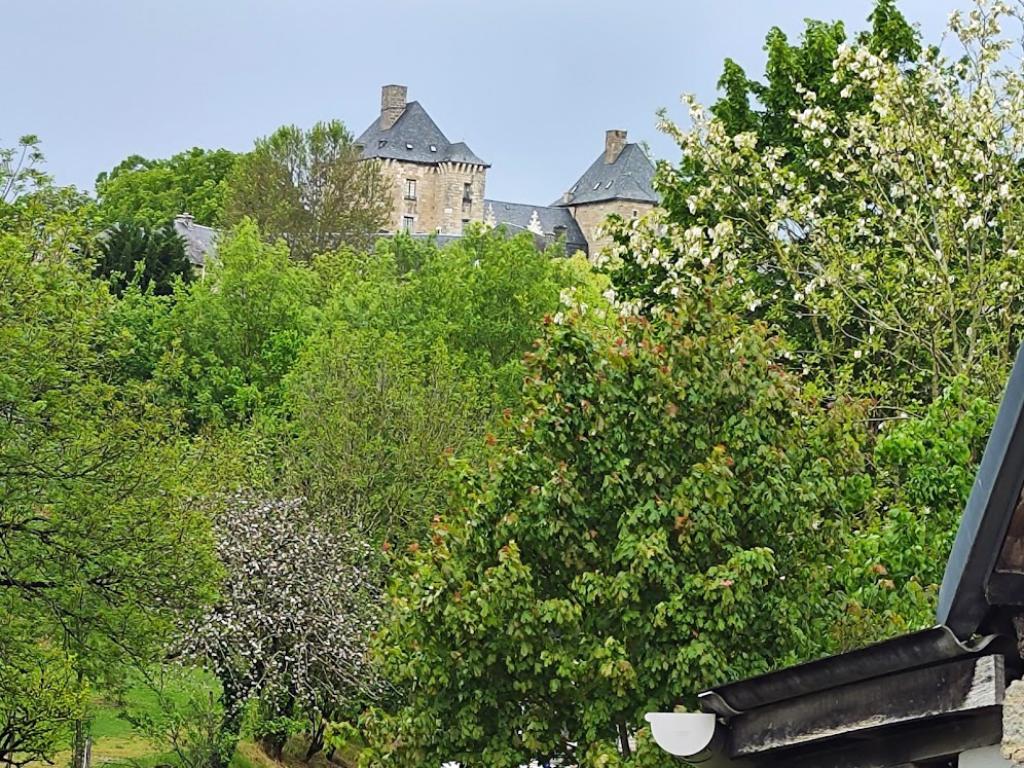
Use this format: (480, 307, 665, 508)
(604, 129, 627, 164)
(380, 84, 408, 130)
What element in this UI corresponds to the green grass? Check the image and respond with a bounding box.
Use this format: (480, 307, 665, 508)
(36, 668, 220, 768)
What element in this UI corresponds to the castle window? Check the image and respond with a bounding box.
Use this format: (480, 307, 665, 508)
(463, 182, 473, 203)
(403, 216, 414, 232)
(632, 209, 639, 218)
(405, 179, 417, 200)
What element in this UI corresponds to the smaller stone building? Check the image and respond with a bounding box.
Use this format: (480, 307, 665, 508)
(553, 129, 658, 253)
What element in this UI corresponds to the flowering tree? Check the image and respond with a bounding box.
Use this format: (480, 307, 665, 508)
(183, 497, 381, 761)
(609, 0, 1024, 409)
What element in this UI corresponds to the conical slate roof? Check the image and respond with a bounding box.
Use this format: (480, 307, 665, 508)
(555, 143, 657, 207)
(356, 101, 488, 167)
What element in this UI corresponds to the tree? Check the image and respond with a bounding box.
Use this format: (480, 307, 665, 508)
(831, 381, 998, 649)
(609, 0, 1024, 410)
(0, 231, 218, 764)
(283, 327, 486, 548)
(223, 121, 392, 261)
(0, 641, 85, 768)
(164, 219, 320, 425)
(279, 228, 606, 546)
(364, 286, 869, 768)
(710, 0, 919, 149)
(182, 497, 381, 763)
(0, 136, 97, 262)
(95, 147, 238, 228)
(93, 221, 193, 296)
(0, 135, 47, 207)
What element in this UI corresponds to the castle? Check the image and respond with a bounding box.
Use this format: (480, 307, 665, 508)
(173, 84, 659, 269)
(355, 84, 659, 256)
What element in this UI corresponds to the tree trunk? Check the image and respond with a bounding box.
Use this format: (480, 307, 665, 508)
(616, 720, 632, 758)
(305, 719, 326, 761)
(71, 719, 92, 768)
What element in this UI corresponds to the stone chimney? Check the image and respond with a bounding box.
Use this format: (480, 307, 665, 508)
(604, 129, 627, 164)
(380, 84, 408, 131)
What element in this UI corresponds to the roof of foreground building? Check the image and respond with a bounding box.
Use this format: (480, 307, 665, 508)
(650, 343, 1024, 768)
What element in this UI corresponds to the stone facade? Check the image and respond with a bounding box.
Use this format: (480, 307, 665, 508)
(379, 158, 486, 236)
(356, 85, 659, 255)
(565, 198, 656, 254)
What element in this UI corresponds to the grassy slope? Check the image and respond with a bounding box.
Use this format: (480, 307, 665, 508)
(39, 673, 357, 768)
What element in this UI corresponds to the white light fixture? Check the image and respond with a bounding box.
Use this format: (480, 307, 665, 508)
(644, 712, 718, 760)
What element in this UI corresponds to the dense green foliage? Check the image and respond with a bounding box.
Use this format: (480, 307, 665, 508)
(366, 288, 869, 768)
(93, 220, 194, 296)
(9, 4, 1024, 768)
(95, 148, 238, 228)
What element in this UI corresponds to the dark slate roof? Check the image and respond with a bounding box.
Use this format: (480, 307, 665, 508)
(172, 215, 218, 267)
(356, 101, 488, 167)
(555, 143, 657, 207)
(484, 199, 588, 255)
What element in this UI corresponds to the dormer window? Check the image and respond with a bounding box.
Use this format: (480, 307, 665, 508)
(406, 143, 413, 150)
(378, 140, 387, 148)
(605, 181, 613, 189)
(429, 145, 438, 152)
(593, 182, 601, 190)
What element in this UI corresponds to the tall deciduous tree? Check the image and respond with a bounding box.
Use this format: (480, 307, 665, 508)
(165, 220, 320, 426)
(365, 286, 869, 768)
(95, 147, 238, 229)
(223, 121, 392, 261)
(0, 231, 218, 764)
(609, 0, 1024, 410)
(0, 641, 85, 768)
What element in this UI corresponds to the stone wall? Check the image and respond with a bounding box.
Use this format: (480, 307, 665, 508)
(379, 158, 487, 236)
(568, 199, 656, 256)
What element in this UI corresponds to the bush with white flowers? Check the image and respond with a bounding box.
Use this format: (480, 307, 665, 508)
(609, 0, 1024, 408)
(183, 496, 380, 756)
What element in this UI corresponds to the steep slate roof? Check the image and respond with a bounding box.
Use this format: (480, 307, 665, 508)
(172, 214, 218, 267)
(484, 199, 588, 254)
(555, 143, 657, 207)
(356, 101, 488, 167)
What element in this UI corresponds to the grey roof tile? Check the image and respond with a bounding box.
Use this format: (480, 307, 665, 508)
(484, 199, 588, 255)
(356, 101, 488, 167)
(172, 215, 218, 267)
(555, 143, 657, 206)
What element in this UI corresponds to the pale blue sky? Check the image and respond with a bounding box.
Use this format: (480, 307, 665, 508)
(7, 1, 967, 207)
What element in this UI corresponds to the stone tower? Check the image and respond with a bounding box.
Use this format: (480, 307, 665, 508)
(356, 85, 489, 236)
(555, 129, 658, 254)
